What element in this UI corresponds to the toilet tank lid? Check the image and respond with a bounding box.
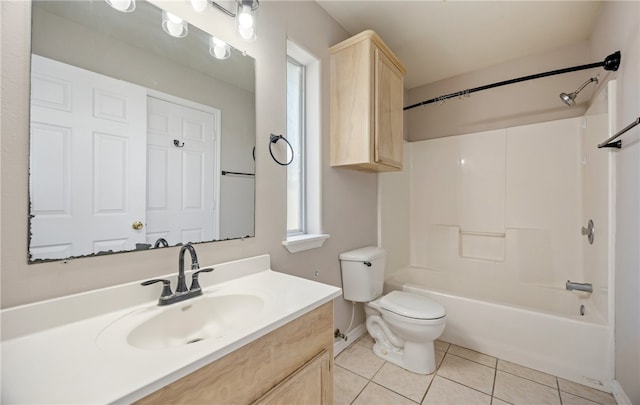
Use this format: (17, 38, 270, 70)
(380, 291, 446, 319)
(339, 246, 386, 261)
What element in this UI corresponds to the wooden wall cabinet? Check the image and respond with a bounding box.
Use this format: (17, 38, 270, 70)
(136, 302, 334, 405)
(330, 30, 406, 172)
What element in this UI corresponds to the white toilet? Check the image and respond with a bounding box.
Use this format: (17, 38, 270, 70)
(339, 246, 446, 374)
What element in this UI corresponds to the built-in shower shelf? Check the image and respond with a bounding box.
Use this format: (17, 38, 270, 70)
(458, 230, 506, 262)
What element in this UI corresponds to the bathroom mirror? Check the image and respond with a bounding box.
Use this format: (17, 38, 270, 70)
(28, 0, 256, 262)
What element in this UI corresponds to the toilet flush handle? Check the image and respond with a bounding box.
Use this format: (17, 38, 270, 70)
(363, 261, 372, 267)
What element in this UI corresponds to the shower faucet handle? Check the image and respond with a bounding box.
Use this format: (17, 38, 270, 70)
(581, 219, 595, 244)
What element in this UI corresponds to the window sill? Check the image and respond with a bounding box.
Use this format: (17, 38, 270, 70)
(282, 234, 330, 254)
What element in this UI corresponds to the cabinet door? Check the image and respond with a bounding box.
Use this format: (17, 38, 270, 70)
(253, 350, 332, 405)
(374, 48, 404, 169)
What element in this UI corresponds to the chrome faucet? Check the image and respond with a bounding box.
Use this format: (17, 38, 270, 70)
(566, 280, 593, 293)
(177, 243, 199, 293)
(141, 243, 214, 306)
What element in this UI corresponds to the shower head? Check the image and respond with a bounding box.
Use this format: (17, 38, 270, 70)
(559, 92, 576, 106)
(560, 75, 599, 106)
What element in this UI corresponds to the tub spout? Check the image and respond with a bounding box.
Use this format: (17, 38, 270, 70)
(566, 280, 593, 293)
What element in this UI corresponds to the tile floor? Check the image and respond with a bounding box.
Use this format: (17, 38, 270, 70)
(334, 335, 616, 405)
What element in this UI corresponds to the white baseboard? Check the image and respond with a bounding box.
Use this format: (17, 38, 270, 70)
(333, 323, 367, 357)
(612, 380, 632, 405)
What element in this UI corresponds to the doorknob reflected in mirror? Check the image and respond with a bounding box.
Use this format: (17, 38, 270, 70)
(132, 221, 144, 230)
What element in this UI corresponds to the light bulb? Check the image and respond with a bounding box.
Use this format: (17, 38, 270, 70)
(105, 0, 135, 12)
(167, 12, 183, 24)
(238, 5, 254, 28)
(214, 46, 226, 59)
(190, 0, 207, 13)
(212, 37, 226, 47)
(162, 11, 188, 38)
(238, 25, 254, 41)
(209, 37, 230, 60)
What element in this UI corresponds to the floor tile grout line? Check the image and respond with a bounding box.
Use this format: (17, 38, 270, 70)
(495, 367, 560, 391)
(369, 380, 422, 404)
(444, 351, 497, 371)
(436, 374, 494, 399)
(348, 379, 371, 405)
(441, 341, 600, 395)
(420, 372, 437, 404)
(339, 337, 614, 405)
(491, 360, 498, 401)
(440, 343, 498, 369)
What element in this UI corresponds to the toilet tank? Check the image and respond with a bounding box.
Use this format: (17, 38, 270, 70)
(339, 246, 386, 302)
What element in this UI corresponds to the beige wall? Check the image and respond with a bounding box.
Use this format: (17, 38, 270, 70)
(406, 41, 599, 141)
(590, 1, 640, 403)
(0, 1, 377, 333)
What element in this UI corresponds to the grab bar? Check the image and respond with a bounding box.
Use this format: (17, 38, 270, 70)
(597, 116, 640, 149)
(566, 280, 593, 293)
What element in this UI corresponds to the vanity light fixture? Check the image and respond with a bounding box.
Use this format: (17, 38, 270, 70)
(162, 10, 188, 38)
(236, 0, 258, 42)
(209, 37, 231, 60)
(106, 0, 259, 42)
(193, 0, 259, 42)
(190, 0, 208, 13)
(105, 0, 135, 12)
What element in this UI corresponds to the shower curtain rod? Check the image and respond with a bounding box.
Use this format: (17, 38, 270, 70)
(404, 51, 621, 111)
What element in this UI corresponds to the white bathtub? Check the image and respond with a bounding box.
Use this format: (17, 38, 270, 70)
(385, 267, 614, 392)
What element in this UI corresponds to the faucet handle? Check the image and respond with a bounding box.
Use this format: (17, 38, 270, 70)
(141, 279, 173, 298)
(190, 268, 214, 292)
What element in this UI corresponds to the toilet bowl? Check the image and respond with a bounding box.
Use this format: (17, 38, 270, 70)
(365, 291, 445, 374)
(339, 247, 446, 374)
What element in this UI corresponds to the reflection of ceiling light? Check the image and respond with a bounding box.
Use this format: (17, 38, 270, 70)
(162, 11, 188, 38)
(105, 0, 135, 12)
(105, 0, 256, 59)
(209, 37, 231, 60)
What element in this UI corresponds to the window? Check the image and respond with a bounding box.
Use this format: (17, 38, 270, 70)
(282, 41, 329, 253)
(287, 56, 305, 235)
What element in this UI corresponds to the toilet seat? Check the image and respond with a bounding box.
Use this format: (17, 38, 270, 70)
(379, 291, 446, 320)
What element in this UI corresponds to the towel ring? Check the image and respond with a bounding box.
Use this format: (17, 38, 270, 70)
(269, 134, 294, 166)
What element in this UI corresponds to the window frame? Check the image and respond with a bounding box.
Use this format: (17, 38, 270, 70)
(286, 55, 306, 237)
(282, 40, 329, 253)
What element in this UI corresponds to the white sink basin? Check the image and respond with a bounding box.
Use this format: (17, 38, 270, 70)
(98, 293, 265, 351)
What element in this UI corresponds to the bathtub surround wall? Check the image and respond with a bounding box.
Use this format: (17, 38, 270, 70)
(380, 103, 616, 390)
(0, 1, 374, 335)
(406, 116, 609, 317)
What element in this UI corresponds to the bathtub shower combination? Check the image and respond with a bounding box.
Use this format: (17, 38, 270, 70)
(381, 81, 616, 391)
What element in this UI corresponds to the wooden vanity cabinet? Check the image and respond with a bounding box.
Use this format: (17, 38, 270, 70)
(330, 30, 406, 172)
(135, 302, 334, 405)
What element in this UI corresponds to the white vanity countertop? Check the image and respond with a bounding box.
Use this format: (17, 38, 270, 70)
(0, 255, 342, 404)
